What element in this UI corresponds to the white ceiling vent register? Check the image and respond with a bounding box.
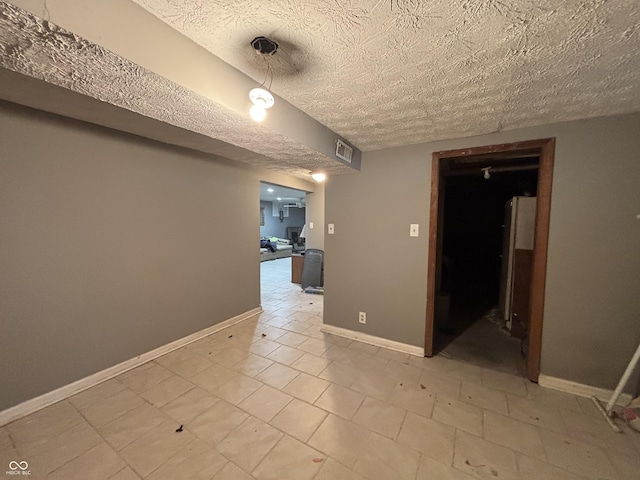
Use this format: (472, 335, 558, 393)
(335, 139, 353, 164)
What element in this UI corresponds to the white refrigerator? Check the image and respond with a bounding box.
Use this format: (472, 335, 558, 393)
(499, 196, 537, 332)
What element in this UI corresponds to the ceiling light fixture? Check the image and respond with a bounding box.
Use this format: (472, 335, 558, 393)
(482, 167, 492, 180)
(311, 172, 327, 183)
(248, 36, 278, 123)
(267, 188, 274, 193)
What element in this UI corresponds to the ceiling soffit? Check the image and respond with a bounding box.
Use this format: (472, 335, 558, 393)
(0, 2, 358, 179)
(134, 0, 640, 151)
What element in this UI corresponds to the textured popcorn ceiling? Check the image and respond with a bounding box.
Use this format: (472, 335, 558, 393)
(133, 0, 640, 151)
(0, 2, 355, 179)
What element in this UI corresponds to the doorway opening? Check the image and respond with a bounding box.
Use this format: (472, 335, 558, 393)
(259, 182, 307, 302)
(425, 139, 555, 382)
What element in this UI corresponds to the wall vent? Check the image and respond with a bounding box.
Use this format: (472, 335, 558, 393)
(336, 139, 353, 163)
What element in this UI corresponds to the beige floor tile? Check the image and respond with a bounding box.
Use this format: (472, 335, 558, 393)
(259, 326, 288, 341)
(445, 362, 489, 385)
(308, 414, 371, 469)
(45, 442, 125, 480)
(160, 387, 219, 424)
(318, 361, 359, 388)
(282, 372, 330, 404)
(350, 352, 389, 373)
(376, 348, 411, 364)
(314, 457, 367, 480)
(397, 411, 455, 465)
(187, 400, 248, 447)
(460, 381, 509, 416)
(185, 336, 219, 357)
(383, 360, 422, 383)
(146, 438, 227, 480)
(263, 316, 292, 328)
(238, 385, 292, 422)
(350, 372, 397, 402)
(154, 347, 214, 379)
(116, 362, 155, 381)
(189, 364, 237, 392)
(525, 382, 583, 413)
(139, 375, 195, 407)
(352, 397, 406, 439)
(287, 311, 319, 322)
(252, 435, 324, 480)
(539, 429, 619, 480)
(211, 347, 250, 368)
(575, 395, 604, 419)
(507, 394, 568, 434)
(297, 337, 331, 356)
(216, 416, 282, 473)
(249, 338, 281, 356)
(291, 352, 331, 376)
(231, 353, 274, 377)
(68, 379, 127, 410)
(97, 403, 167, 450)
(108, 467, 142, 480)
(481, 369, 528, 396)
(214, 374, 263, 405)
(119, 419, 194, 478)
(483, 410, 546, 459)
(419, 369, 462, 399)
(81, 389, 145, 428)
(517, 454, 591, 480)
(211, 461, 253, 480)
(119, 363, 174, 393)
(416, 456, 475, 480)
(560, 408, 637, 457)
(389, 382, 436, 418)
(267, 345, 305, 365)
(314, 384, 364, 420)
(348, 341, 380, 356)
(270, 398, 327, 442)
(255, 362, 300, 389)
(453, 431, 518, 480)
(276, 331, 308, 348)
(6, 401, 85, 453)
(281, 320, 313, 334)
(354, 431, 421, 480)
(433, 396, 483, 436)
(22, 421, 103, 477)
(321, 344, 359, 362)
(608, 450, 640, 480)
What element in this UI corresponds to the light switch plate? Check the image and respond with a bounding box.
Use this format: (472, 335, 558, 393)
(410, 224, 419, 237)
(328, 223, 335, 234)
(309, 222, 314, 229)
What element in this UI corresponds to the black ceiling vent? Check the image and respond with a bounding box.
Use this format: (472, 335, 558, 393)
(251, 36, 279, 55)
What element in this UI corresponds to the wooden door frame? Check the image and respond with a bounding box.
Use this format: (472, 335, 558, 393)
(425, 138, 555, 382)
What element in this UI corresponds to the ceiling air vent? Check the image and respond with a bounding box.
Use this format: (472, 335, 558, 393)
(336, 139, 353, 163)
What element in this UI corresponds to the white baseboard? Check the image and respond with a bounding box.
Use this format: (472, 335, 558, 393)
(0, 307, 262, 427)
(538, 374, 633, 405)
(320, 324, 424, 357)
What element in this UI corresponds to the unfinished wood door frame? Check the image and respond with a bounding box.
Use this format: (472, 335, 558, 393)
(425, 138, 555, 382)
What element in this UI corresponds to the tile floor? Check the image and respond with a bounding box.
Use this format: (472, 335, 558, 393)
(1, 257, 639, 479)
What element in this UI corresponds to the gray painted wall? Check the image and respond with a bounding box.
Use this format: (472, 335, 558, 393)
(0, 101, 311, 410)
(325, 113, 640, 391)
(259, 201, 306, 239)
(304, 184, 325, 251)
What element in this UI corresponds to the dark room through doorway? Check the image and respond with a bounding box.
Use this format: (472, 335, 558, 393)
(434, 156, 540, 377)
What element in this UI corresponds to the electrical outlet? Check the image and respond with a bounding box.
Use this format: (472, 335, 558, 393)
(410, 224, 419, 237)
(328, 223, 335, 234)
(358, 311, 366, 324)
